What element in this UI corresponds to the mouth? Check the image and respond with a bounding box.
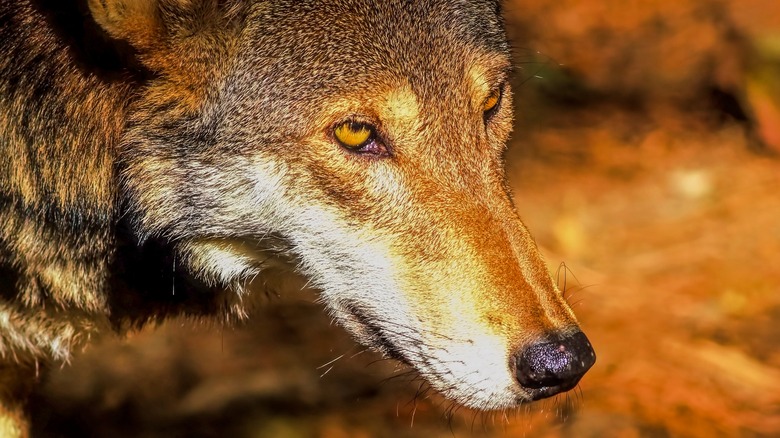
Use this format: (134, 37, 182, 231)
(341, 304, 413, 366)
(523, 380, 583, 401)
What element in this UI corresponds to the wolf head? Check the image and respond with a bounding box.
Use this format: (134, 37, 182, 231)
(92, 0, 595, 409)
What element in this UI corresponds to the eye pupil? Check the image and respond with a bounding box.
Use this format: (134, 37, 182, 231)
(334, 121, 374, 149)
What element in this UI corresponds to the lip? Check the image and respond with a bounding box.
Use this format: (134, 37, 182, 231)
(344, 305, 413, 366)
(524, 379, 582, 401)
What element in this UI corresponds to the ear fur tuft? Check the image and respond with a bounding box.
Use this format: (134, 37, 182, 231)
(88, 0, 163, 49)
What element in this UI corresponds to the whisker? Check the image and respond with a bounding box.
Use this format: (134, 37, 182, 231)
(318, 365, 334, 378)
(316, 353, 345, 370)
(349, 348, 369, 359)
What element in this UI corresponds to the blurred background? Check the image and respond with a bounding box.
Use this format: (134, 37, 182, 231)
(32, 0, 780, 436)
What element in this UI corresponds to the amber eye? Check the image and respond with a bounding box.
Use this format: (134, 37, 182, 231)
(483, 88, 502, 119)
(334, 121, 375, 149)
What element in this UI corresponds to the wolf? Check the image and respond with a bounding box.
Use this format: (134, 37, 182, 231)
(0, 0, 595, 435)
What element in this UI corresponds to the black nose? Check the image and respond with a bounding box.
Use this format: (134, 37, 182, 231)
(515, 331, 596, 400)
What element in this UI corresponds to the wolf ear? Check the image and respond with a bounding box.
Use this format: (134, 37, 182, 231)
(88, 1, 246, 60)
(87, 0, 167, 50)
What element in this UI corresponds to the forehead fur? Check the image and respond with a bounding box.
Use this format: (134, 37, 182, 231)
(241, 0, 507, 83)
(211, 0, 509, 142)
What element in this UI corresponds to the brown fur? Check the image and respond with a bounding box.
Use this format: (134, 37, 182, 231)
(0, 1, 592, 435)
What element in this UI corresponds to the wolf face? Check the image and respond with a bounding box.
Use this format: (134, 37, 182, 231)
(103, 0, 595, 409)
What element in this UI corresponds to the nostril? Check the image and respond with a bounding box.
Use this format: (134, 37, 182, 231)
(515, 331, 596, 390)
